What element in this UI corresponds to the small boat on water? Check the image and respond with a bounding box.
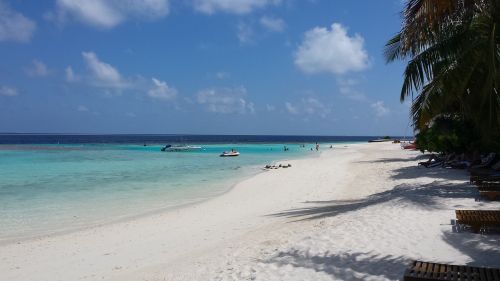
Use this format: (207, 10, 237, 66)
(220, 150, 240, 157)
(161, 144, 202, 152)
(368, 138, 393, 143)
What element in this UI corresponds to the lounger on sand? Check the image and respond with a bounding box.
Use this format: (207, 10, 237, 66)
(403, 260, 500, 281)
(418, 160, 443, 168)
(455, 210, 500, 233)
(470, 174, 500, 184)
(477, 184, 500, 200)
(470, 161, 500, 183)
(479, 190, 500, 200)
(476, 182, 500, 189)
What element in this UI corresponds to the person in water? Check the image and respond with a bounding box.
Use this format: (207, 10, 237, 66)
(315, 142, 319, 151)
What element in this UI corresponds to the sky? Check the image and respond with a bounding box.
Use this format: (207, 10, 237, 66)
(0, 0, 411, 136)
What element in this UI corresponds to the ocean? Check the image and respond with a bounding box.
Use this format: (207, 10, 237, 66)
(0, 134, 374, 242)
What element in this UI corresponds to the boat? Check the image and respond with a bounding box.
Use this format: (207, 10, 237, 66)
(161, 144, 202, 152)
(402, 142, 417, 150)
(368, 138, 393, 143)
(220, 150, 240, 157)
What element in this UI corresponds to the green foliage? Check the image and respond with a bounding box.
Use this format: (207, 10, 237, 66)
(382, 136, 391, 139)
(386, 0, 500, 153)
(415, 116, 478, 153)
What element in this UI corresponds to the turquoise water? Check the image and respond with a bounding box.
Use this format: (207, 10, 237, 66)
(0, 143, 322, 242)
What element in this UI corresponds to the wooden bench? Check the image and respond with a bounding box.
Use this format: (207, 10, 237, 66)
(455, 210, 500, 233)
(476, 184, 500, 200)
(404, 260, 500, 280)
(479, 191, 500, 200)
(476, 182, 500, 190)
(470, 174, 500, 184)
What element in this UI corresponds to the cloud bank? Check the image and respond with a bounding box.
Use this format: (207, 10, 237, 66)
(26, 60, 50, 77)
(197, 87, 254, 114)
(49, 0, 170, 29)
(260, 16, 285, 32)
(0, 85, 19, 96)
(0, 0, 36, 42)
(193, 0, 281, 15)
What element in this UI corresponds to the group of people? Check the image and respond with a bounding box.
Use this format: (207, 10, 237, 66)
(282, 143, 333, 152)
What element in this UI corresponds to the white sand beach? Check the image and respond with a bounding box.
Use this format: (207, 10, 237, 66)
(1, 143, 499, 281)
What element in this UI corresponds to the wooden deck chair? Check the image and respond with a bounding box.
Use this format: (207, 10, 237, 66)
(476, 182, 500, 189)
(470, 174, 500, 184)
(404, 260, 500, 281)
(455, 210, 500, 233)
(479, 191, 500, 200)
(477, 184, 500, 200)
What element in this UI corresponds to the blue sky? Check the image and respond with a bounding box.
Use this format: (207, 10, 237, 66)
(0, 0, 410, 136)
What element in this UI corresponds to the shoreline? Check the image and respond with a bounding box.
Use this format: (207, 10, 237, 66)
(2, 142, 498, 281)
(0, 143, 324, 246)
(0, 143, 360, 281)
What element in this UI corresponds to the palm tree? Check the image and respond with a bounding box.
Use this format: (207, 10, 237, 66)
(385, 0, 500, 151)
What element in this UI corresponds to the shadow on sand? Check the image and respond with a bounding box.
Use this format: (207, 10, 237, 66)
(442, 231, 500, 267)
(357, 154, 429, 164)
(391, 165, 469, 181)
(263, 155, 500, 280)
(270, 181, 475, 221)
(262, 250, 410, 281)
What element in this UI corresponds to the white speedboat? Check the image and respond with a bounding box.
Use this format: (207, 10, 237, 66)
(220, 151, 240, 157)
(161, 144, 202, 152)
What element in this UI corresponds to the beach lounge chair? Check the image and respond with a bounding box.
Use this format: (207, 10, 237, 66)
(418, 160, 444, 168)
(403, 260, 500, 281)
(477, 184, 500, 200)
(445, 160, 471, 169)
(470, 174, 500, 184)
(455, 210, 500, 233)
(476, 182, 500, 189)
(418, 154, 444, 168)
(479, 190, 500, 200)
(470, 160, 500, 174)
(476, 183, 500, 198)
(470, 153, 497, 169)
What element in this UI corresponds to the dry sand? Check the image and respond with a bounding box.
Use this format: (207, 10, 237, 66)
(1, 143, 499, 281)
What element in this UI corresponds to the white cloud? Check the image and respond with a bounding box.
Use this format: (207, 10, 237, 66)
(294, 23, 370, 74)
(76, 52, 178, 100)
(260, 16, 285, 32)
(215, 71, 229, 80)
(285, 102, 298, 115)
(193, 0, 281, 15)
(0, 1, 36, 42)
(0, 85, 18, 96)
(49, 0, 170, 29)
(285, 97, 331, 118)
(337, 77, 367, 101)
(236, 22, 254, 43)
(197, 86, 254, 114)
(247, 101, 255, 114)
(65, 66, 80, 82)
(82, 51, 126, 89)
(265, 104, 276, 112)
(77, 105, 89, 112)
(25, 59, 49, 77)
(148, 78, 177, 100)
(371, 101, 390, 117)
